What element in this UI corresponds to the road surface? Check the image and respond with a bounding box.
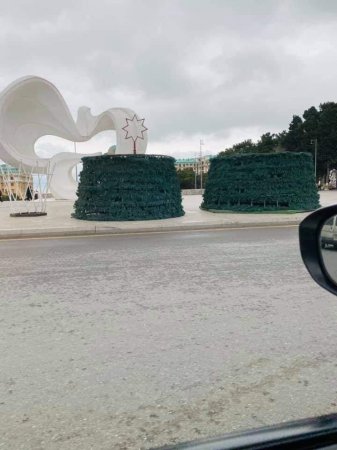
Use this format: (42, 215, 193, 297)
(1, 227, 337, 449)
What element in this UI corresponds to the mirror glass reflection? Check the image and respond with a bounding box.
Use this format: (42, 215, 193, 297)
(320, 215, 337, 283)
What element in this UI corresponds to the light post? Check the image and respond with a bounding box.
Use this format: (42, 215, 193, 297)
(194, 154, 197, 189)
(310, 138, 318, 180)
(200, 139, 204, 190)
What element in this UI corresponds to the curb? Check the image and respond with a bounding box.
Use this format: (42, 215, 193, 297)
(0, 219, 303, 240)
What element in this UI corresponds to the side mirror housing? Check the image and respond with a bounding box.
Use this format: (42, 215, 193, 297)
(299, 205, 337, 296)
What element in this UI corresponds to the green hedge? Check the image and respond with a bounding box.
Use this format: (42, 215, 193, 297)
(73, 154, 184, 221)
(202, 152, 320, 212)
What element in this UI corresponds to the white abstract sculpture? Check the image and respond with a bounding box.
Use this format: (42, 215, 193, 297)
(0, 76, 148, 199)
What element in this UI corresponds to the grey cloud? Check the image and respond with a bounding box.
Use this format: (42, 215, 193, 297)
(1, 0, 337, 152)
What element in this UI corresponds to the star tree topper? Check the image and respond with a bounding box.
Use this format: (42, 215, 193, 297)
(122, 114, 148, 154)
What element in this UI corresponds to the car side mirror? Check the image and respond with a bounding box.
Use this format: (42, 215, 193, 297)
(299, 205, 337, 296)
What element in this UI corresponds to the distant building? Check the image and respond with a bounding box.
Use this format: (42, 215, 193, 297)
(0, 164, 33, 199)
(175, 155, 212, 174)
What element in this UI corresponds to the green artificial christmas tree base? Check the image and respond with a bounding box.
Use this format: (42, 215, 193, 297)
(202, 152, 320, 213)
(72, 154, 184, 221)
(201, 208, 310, 214)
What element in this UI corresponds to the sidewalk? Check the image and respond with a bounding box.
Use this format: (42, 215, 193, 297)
(0, 191, 336, 239)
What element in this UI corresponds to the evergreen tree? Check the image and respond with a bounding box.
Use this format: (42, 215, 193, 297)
(219, 139, 256, 156)
(217, 102, 337, 180)
(255, 133, 279, 153)
(281, 115, 305, 152)
(177, 168, 195, 189)
(317, 102, 337, 177)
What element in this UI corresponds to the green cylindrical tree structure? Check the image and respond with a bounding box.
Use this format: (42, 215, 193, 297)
(202, 152, 320, 212)
(73, 154, 184, 221)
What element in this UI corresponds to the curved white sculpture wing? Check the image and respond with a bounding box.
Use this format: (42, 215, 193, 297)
(49, 152, 102, 201)
(76, 106, 148, 155)
(0, 76, 148, 199)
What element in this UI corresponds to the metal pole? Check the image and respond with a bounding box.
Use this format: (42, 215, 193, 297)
(310, 139, 318, 181)
(194, 155, 197, 189)
(200, 139, 204, 190)
(314, 138, 317, 180)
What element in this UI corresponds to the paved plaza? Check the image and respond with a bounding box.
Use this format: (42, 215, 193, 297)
(0, 191, 336, 239)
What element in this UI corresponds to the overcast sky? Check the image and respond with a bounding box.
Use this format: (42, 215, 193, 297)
(1, 0, 337, 158)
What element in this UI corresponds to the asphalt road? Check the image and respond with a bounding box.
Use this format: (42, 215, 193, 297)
(1, 227, 337, 450)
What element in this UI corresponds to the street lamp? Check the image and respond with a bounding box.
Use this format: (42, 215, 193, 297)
(194, 153, 197, 189)
(310, 138, 318, 180)
(200, 139, 204, 190)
